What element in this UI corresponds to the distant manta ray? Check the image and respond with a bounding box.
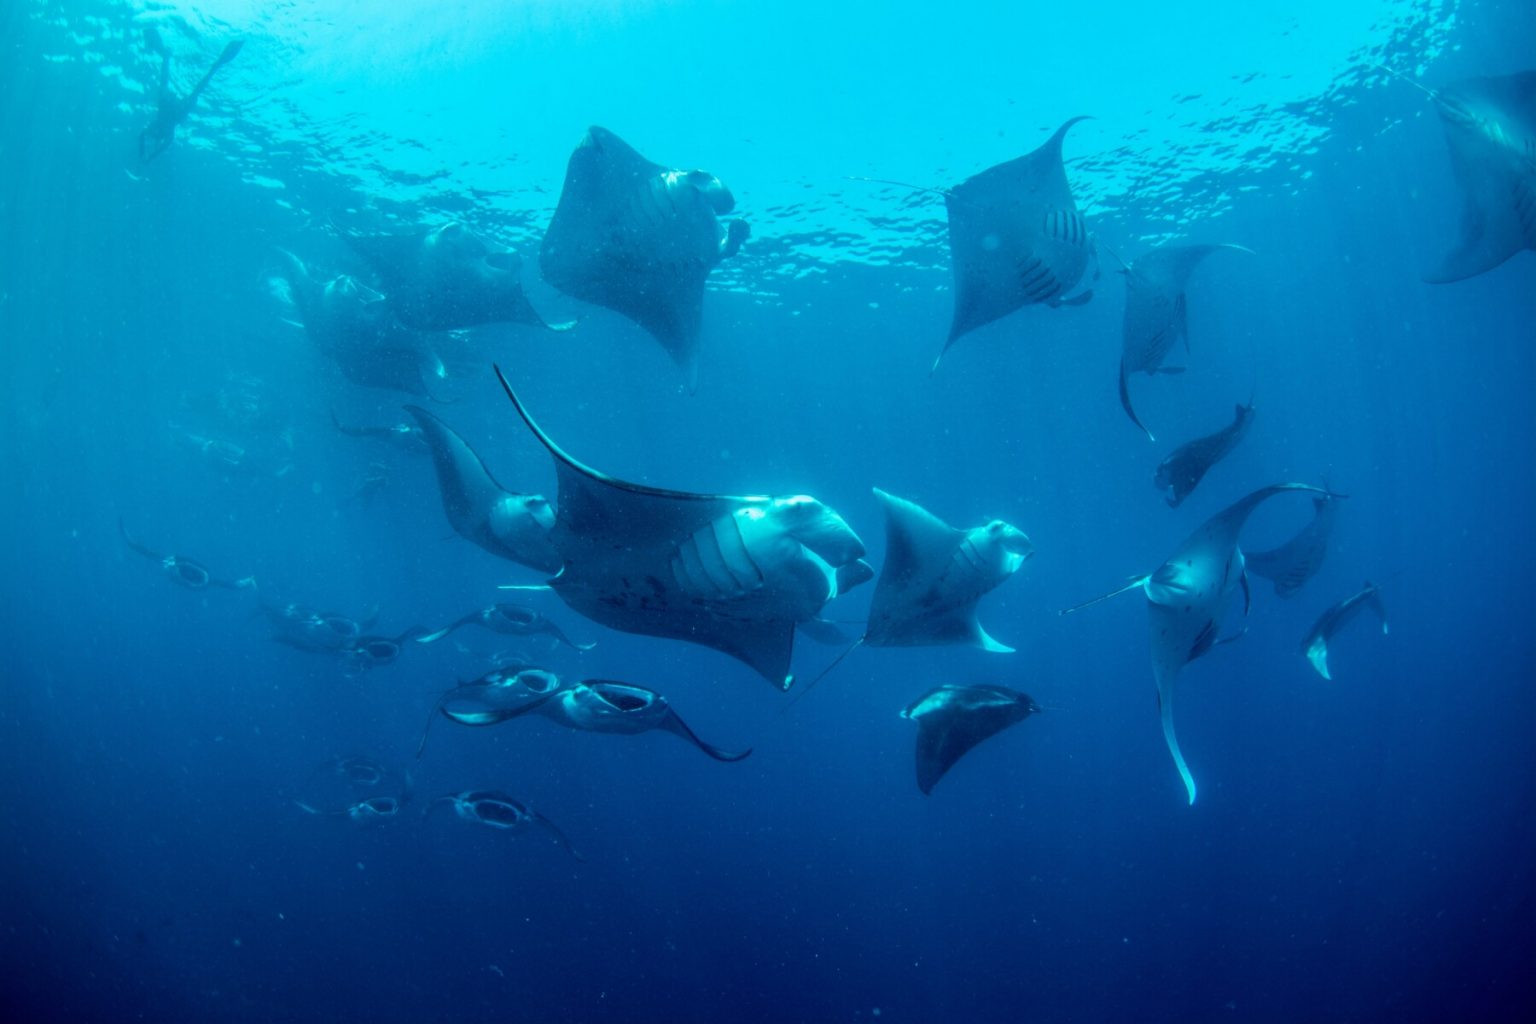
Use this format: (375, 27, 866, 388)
(539, 126, 750, 390)
(338, 220, 575, 333)
(901, 685, 1044, 795)
(1116, 242, 1253, 441)
(1245, 492, 1342, 597)
(1379, 66, 1535, 282)
(934, 117, 1097, 369)
(1062, 483, 1332, 804)
(1301, 581, 1388, 681)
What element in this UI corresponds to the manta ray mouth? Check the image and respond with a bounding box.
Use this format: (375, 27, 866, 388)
(590, 684, 652, 712)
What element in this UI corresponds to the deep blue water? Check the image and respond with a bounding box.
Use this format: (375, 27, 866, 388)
(2, 1, 1533, 1022)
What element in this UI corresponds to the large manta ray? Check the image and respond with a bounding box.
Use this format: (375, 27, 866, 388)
(901, 685, 1043, 795)
(493, 367, 869, 690)
(1063, 483, 1330, 804)
(936, 117, 1096, 368)
(1117, 243, 1253, 440)
(539, 127, 750, 389)
(339, 221, 573, 332)
(1407, 69, 1535, 283)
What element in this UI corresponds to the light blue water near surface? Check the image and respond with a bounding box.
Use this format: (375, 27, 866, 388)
(1, 1, 1533, 1021)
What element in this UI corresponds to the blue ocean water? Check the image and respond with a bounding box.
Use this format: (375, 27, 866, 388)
(2, 0, 1533, 1021)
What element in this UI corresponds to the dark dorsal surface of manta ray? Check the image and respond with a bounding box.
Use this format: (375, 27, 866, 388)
(426, 790, 584, 861)
(539, 126, 750, 389)
(1117, 243, 1254, 440)
(537, 679, 752, 762)
(405, 405, 562, 574)
(1154, 401, 1256, 508)
(274, 251, 445, 399)
(415, 603, 595, 649)
(1408, 70, 1536, 283)
(417, 666, 559, 758)
(901, 685, 1044, 794)
(1062, 483, 1331, 804)
(864, 488, 1034, 651)
(1245, 493, 1342, 597)
(138, 28, 243, 162)
(494, 366, 870, 691)
(339, 221, 574, 332)
(119, 518, 255, 591)
(937, 117, 1096, 368)
(1301, 581, 1389, 681)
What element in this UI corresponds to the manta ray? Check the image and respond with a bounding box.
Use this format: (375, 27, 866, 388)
(274, 251, 446, 399)
(493, 367, 869, 690)
(405, 406, 562, 574)
(936, 117, 1096, 369)
(415, 602, 594, 649)
(415, 664, 555, 758)
(426, 790, 583, 861)
(901, 685, 1044, 794)
(1301, 581, 1389, 680)
(139, 28, 242, 162)
(539, 127, 750, 389)
(1063, 483, 1331, 804)
(1393, 69, 1536, 283)
(1154, 402, 1256, 508)
(1117, 243, 1253, 440)
(864, 489, 1034, 651)
(339, 221, 574, 332)
(1246, 493, 1342, 597)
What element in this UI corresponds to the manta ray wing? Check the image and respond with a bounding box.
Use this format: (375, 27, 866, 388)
(1424, 72, 1536, 283)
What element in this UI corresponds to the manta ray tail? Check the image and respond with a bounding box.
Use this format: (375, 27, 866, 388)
(415, 693, 451, 759)
(1160, 689, 1198, 805)
(779, 637, 864, 715)
(1118, 359, 1155, 441)
(1059, 575, 1150, 615)
(661, 712, 753, 763)
(533, 813, 586, 862)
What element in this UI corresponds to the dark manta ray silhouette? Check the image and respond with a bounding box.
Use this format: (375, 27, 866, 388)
(338, 221, 575, 332)
(1154, 401, 1255, 508)
(1245, 493, 1342, 597)
(537, 679, 751, 761)
(274, 252, 447, 399)
(493, 366, 870, 690)
(119, 519, 254, 591)
(1116, 243, 1253, 440)
(539, 126, 750, 390)
(416, 665, 558, 758)
(405, 405, 562, 574)
(1301, 581, 1389, 681)
(415, 603, 595, 649)
(1381, 68, 1535, 282)
(1062, 483, 1331, 803)
(901, 685, 1043, 794)
(138, 28, 243, 162)
(935, 117, 1096, 369)
(426, 790, 584, 861)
